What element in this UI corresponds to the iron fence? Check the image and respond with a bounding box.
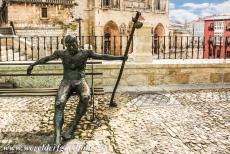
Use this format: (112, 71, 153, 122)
(0, 35, 133, 62)
(152, 36, 230, 59)
(0, 35, 229, 62)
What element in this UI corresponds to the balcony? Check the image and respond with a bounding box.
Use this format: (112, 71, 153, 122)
(101, 0, 120, 9)
(124, 1, 151, 11)
(226, 25, 230, 31)
(208, 23, 214, 31)
(226, 37, 230, 46)
(5, 0, 75, 5)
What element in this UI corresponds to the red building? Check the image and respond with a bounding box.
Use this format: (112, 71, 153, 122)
(204, 16, 230, 59)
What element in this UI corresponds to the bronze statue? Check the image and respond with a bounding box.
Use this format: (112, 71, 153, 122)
(27, 35, 127, 144)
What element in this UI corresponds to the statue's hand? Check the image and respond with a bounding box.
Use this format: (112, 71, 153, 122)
(27, 65, 33, 75)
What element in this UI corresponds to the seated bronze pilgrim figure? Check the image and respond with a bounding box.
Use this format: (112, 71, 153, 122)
(27, 35, 127, 144)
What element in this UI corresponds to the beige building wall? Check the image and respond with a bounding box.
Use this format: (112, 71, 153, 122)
(8, 2, 71, 27)
(6, 1, 74, 36)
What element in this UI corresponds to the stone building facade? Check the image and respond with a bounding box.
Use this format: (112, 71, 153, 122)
(74, 0, 169, 62)
(0, 0, 75, 36)
(204, 16, 230, 59)
(0, 0, 76, 61)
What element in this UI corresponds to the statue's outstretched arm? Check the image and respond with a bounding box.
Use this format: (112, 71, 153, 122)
(88, 50, 127, 61)
(27, 50, 61, 75)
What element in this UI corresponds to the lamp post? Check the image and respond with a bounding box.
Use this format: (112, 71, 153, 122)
(75, 17, 83, 46)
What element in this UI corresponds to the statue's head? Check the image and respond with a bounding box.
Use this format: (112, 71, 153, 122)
(65, 35, 78, 53)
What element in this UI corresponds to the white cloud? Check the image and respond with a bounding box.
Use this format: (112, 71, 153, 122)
(183, 3, 210, 10)
(215, 0, 230, 14)
(170, 0, 230, 23)
(199, 4, 216, 17)
(169, 3, 175, 9)
(170, 9, 198, 23)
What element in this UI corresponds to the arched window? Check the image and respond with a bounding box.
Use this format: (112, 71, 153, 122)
(104, 21, 121, 55)
(153, 23, 165, 54)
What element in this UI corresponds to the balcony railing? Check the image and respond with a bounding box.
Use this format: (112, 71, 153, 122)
(208, 24, 214, 31)
(5, 0, 74, 5)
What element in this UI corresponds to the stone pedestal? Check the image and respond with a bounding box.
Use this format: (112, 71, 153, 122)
(133, 26, 153, 63)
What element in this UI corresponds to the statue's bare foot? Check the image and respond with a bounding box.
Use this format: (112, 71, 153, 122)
(109, 100, 117, 107)
(54, 136, 63, 145)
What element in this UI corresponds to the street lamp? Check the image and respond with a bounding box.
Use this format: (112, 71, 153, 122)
(75, 17, 83, 46)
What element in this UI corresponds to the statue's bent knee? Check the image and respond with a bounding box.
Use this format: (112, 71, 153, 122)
(55, 100, 65, 110)
(55, 93, 68, 106)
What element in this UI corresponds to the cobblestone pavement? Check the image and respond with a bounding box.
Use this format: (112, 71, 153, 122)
(0, 89, 229, 154)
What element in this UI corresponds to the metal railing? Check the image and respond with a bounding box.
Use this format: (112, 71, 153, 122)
(0, 35, 133, 62)
(152, 36, 230, 59)
(0, 35, 229, 62)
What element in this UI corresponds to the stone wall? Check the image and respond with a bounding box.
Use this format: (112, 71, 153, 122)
(0, 62, 229, 89)
(96, 62, 230, 87)
(7, 2, 76, 36)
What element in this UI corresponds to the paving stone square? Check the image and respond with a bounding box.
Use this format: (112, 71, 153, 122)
(0, 89, 229, 154)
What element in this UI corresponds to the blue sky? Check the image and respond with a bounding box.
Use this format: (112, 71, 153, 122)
(170, 0, 230, 23)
